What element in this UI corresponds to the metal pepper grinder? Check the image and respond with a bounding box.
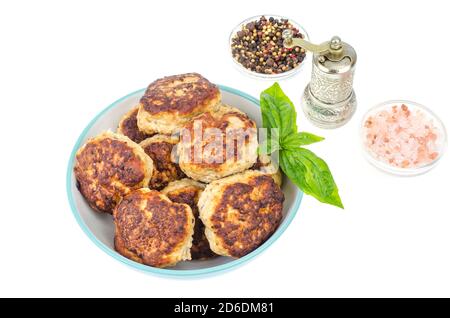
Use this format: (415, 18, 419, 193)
(283, 30, 357, 129)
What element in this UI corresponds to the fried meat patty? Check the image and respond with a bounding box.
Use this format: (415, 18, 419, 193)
(117, 106, 154, 143)
(140, 135, 185, 190)
(177, 104, 258, 183)
(162, 179, 216, 260)
(113, 188, 194, 268)
(198, 170, 284, 258)
(74, 131, 153, 213)
(137, 73, 221, 135)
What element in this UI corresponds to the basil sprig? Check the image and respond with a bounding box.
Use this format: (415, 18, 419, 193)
(259, 83, 343, 209)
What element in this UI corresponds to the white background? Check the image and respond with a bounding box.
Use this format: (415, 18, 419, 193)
(1, 0, 449, 297)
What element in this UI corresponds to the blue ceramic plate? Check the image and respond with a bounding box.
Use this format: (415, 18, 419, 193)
(66, 85, 302, 278)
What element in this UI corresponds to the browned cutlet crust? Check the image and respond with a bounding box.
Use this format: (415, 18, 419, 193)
(118, 107, 154, 143)
(251, 156, 266, 170)
(181, 109, 256, 168)
(113, 189, 192, 268)
(212, 175, 284, 258)
(140, 73, 220, 115)
(141, 137, 185, 190)
(165, 185, 216, 260)
(74, 135, 149, 213)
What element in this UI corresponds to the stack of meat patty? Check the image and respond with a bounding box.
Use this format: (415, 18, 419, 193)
(74, 73, 284, 268)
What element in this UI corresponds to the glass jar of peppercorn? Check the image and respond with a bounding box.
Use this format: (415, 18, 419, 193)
(229, 15, 310, 80)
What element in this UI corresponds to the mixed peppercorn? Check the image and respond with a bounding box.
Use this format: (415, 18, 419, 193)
(231, 16, 306, 75)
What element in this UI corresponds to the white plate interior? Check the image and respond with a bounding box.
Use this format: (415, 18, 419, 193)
(69, 87, 301, 271)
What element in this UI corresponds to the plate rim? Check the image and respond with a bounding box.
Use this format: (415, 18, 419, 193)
(66, 84, 303, 278)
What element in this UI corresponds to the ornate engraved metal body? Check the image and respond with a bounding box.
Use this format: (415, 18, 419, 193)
(302, 37, 357, 129)
(303, 84, 357, 128)
(309, 66, 354, 104)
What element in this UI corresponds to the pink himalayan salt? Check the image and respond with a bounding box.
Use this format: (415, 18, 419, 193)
(363, 104, 440, 169)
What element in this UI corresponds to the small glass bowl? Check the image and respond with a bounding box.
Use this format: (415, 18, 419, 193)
(229, 14, 310, 80)
(360, 100, 447, 176)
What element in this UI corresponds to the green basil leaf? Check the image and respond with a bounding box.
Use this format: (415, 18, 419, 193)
(259, 82, 343, 209)
(260, 82, 297, 138)
(280, 148, 344, 209)
(280, 150, 312, 194)
(282, 132, 324, 149)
